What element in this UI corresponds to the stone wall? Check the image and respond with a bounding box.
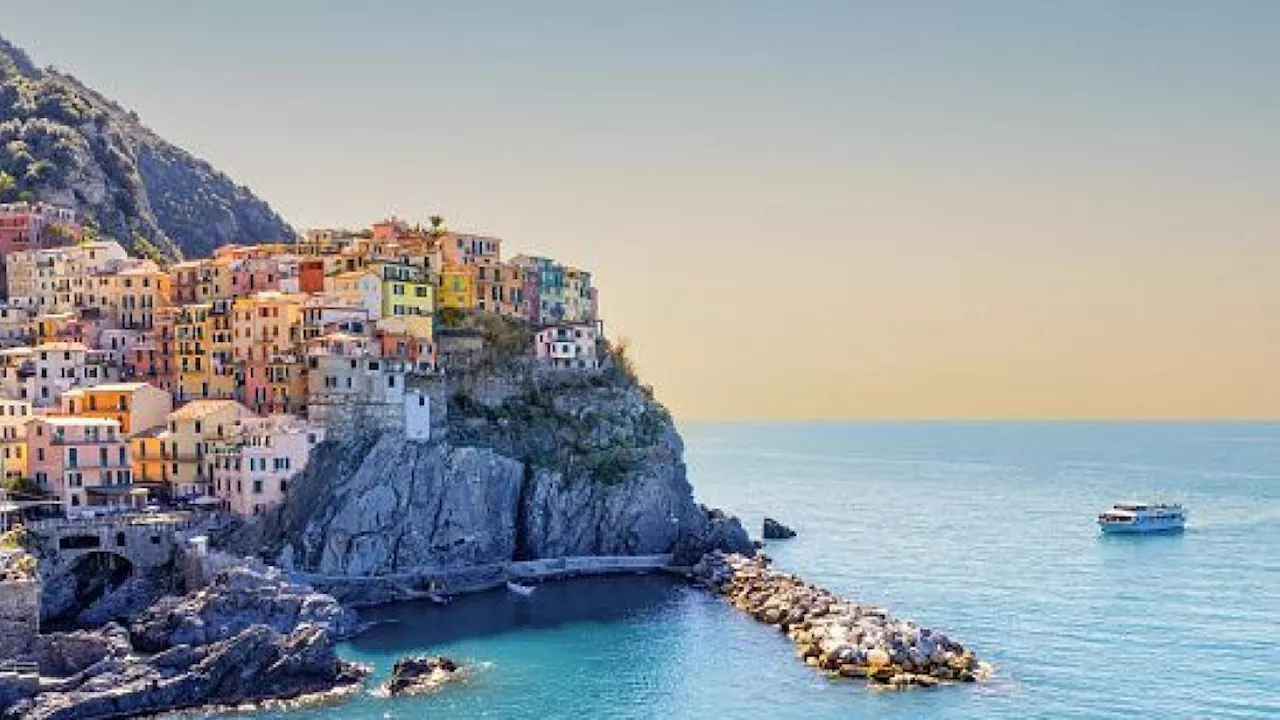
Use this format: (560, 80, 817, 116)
(0, 578, 40, 657)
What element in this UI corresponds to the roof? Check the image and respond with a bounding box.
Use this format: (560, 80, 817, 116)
(33, 342, 88, 352)
(36, 416, 120, 427)
(63, 382, 159, 395)
(169, 399, 247, 421)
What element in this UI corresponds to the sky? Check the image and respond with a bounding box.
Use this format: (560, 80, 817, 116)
(3, 1, 1279, 420)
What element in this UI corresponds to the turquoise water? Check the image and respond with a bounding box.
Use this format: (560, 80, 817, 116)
(232, 423, 1280, 719)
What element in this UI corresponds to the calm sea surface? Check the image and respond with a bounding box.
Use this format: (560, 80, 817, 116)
(226, 423, 1280, 719)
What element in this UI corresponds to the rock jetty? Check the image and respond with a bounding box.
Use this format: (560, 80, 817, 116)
(382, 656, 461, 696)
(690, 552, 989, 689)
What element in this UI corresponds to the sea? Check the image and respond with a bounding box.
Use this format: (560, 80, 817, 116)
(224, 422, 1280, 719)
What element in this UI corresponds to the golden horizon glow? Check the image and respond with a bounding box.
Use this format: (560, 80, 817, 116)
(5, 3, 1279, 420)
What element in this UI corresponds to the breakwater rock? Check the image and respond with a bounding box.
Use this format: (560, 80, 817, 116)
(690, 552, 990, 689)
(382, 656, 461, 696)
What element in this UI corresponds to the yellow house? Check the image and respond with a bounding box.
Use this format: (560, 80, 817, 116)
(231, 292, 305, 365)
(175, 303, 212, 401)
(438, 264, 476, 310)
(60, 382, 173, 436)
(207, 298, 237, 400)
(164, 399, 256, 499)
(130, 428, 167, 490)
(376, 262, 434, 319)
(0, 397, 32, 481)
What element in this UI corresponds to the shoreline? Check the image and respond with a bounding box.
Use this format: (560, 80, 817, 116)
(292, 554, 677, 608)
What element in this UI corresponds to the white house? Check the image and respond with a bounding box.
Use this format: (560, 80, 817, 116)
(535, 324, 601, 369)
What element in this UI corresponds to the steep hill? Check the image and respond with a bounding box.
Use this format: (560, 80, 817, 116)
(0, 36, 292, 261)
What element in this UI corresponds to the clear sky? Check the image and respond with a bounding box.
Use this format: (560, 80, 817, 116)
(3, 1, 1279, 420)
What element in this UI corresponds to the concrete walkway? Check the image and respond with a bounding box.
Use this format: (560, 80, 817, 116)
(291, 554, 675, 599)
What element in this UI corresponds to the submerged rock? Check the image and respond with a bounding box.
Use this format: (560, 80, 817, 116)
(762, 518, 797, 540)
(383, 656, 461, 696)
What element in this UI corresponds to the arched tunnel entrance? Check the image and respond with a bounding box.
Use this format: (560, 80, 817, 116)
(44, 551, 136, 629)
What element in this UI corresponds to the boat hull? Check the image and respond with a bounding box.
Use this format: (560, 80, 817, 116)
(1098, 520, 1185, 534)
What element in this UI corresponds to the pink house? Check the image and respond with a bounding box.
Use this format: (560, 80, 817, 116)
(210, 414, 324, 516)
(230, 257, 282, 296)
(27, 416, 139, 513)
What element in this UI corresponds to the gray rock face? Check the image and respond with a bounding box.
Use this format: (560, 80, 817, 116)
(26, 625, 130, 677)
(6, 567, 364, 719)
(277, 439, 524, 575)
(271, 362, 753, 577)
(9, 623, 364, 720)
(129, 566, 357, 652)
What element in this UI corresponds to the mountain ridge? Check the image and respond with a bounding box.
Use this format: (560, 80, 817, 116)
(0, 35, 293, 260)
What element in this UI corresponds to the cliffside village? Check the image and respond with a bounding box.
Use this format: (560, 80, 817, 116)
(0, 201, 603, 521)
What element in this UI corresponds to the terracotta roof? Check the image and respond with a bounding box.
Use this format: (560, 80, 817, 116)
(169, 399, 247, 421)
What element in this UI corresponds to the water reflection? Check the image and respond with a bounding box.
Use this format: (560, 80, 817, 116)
(349, 574, 685, 653)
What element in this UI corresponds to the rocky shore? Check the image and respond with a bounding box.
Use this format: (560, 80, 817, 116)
(3, 567, 365, 719)
(690, 552, 989, 689)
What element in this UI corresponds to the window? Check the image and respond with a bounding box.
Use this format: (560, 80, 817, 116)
(252, 479, 263, 494)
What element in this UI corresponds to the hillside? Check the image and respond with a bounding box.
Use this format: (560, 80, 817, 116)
(0, 36, 292, 261)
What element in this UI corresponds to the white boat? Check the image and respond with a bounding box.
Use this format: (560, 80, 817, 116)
(506, 581, 536, 597)
(1097, 501, 1186, 534)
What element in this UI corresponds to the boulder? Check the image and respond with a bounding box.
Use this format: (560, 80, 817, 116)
(384, 655, 461, 696)
(762, 518, 797, 540)
(129, 565, 356, 652)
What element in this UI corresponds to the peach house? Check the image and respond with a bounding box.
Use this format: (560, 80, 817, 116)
(210, 414, 324, 516)
(60, 382, 173, 436)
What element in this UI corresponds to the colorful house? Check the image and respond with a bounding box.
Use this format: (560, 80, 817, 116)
(210, 414, 324, 516)
(59, 382, 173, 436)
(376, 262, 434, 319)
(0, 398, 32, 481)
(163, 399, 256, 500)
(438, 265, 476, 310)
(27, 416, 138, 512)
(324, 270, 382, 317)
(535, 324, 601, 369)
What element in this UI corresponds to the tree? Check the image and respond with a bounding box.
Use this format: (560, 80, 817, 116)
(0, 170, 13, 201)
(428, 214, 446, 237)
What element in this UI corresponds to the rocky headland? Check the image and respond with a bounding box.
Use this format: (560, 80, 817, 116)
(691, 552, 989, 689)
(3, 567, 365, 719)
(261, 329, 754, 590)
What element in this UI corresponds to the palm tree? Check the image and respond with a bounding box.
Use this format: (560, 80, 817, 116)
(428, 215, 446, 237)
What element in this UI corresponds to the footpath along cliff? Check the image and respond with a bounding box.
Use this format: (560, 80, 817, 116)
(262, 317, 754, 589)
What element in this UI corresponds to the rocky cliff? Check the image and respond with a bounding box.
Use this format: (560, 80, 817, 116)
(270, 339, 752, 578)
(0, 36, 292, 260)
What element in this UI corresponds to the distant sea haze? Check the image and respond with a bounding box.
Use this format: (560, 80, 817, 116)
(240, 422, 1280, 719)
